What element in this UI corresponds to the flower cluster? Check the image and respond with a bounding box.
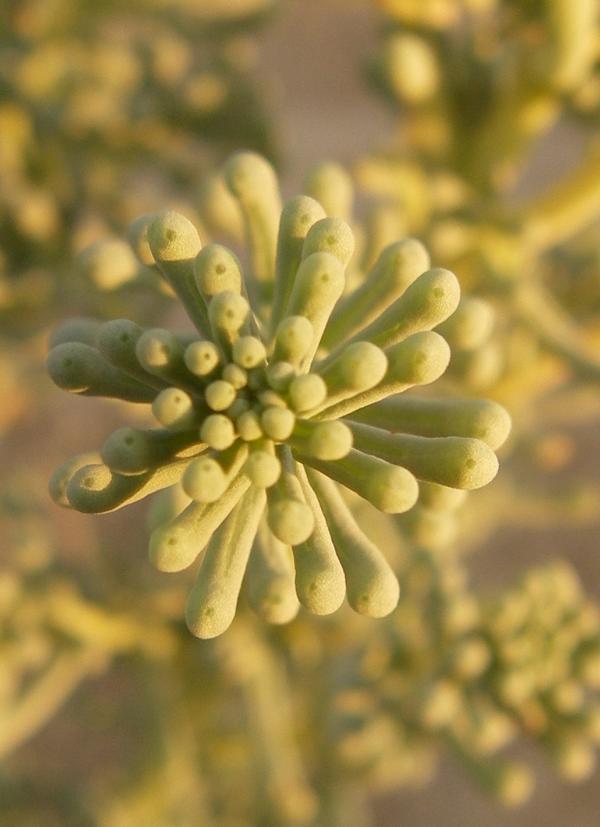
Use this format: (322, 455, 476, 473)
(330, 555, 600, 804)
(48, 151, 509, 638)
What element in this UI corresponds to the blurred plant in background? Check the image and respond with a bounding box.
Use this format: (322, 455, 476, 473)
(0, 0, 278, 335)
(2, 1, 600, 825)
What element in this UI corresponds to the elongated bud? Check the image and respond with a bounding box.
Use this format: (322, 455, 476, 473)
(323, 238, 430, 348)
(305, 162, 354, 219)
(285, 252, 345, 368)
(194, 243, 242, 299)
(351, 396, 512, 450)
(152, 387, 197, 430)
(148, 210, 208, 334)
(49, 452, 102, 507)
(271, 195, 326, 329)
(267, 469, 315, 545)
(223, 152, 281, 284)
(101, 427, 199, 476)
(349, 422, 499, 490)
(97, 319, 147, 379)
(309, 470, 399, 617)
(316, 341, 388, 408)
(186, 487, 265, 639)
(47, 342, 155, 402)
(291, 420, 353, 460)
(302, 216, 355, 269)
(330, 267, 460, 355)
(67, 457, 190, 514)
(149, 474, 250, 572)
(136, 328, 182, 373)
(292, 465, 346, 614)
(246, 525, 300, 624)
(272, 315, 314, 366)
(303, 449, 418, 514)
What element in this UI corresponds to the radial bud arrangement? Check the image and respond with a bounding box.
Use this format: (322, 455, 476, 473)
(47, 151, 509, 638)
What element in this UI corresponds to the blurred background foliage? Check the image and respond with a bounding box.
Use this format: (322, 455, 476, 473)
(2, 1, 600, 825)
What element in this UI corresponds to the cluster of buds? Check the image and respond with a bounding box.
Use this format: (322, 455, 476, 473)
(48, 151, 508, 638)
(330, 554, 600, 805)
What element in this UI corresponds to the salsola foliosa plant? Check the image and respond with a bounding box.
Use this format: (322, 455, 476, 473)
(47, 151, 510, 639)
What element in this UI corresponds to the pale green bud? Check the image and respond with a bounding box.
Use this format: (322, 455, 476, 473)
(246, 524, 300, 625)
(349, 422, 499, 490)
(47, 342, 154, 402)
(205, 379, 237, 411)
(237, 409, 263, 441)
(185, 487, 266, 638)
(302, 216, 355, 269)
(200, 414, 236, 450)
(221, 363, 247, 389)
(323, 237, 430, 349)
(149, 473, 249, 572)
(272, 315, 314, 366)
(194, 243, 242, 298)
(208, 290, 250, 346)
(317, 341, 388, 409)
(265, 361, 295, 391)
(271, 195, 326, 329)
(184, 340, 221, 377)
(261, 406, 295, 441)
(232, 335, 266, 368)
(351, 396, 512, 450)
(101, 427, 198, 476)
(285, 252, 345, 368)
(152, 387, 196, 431)
(136, 328, 182, 372)
(291, 420, 353, 461)
(244, 450, 282, 488)
(267, 497, 314, 545)
(309, 470, 399, 617)
(288, 373, 327, 412)
(304, 449, 418, 514)
(292, 465, 346, 614)
(148, 211, 209, 334)
(223, 152, 280, 284)
(49, 452, 102, 508)
(331, 267, 460, 355)
(182, 456, 228, 503)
